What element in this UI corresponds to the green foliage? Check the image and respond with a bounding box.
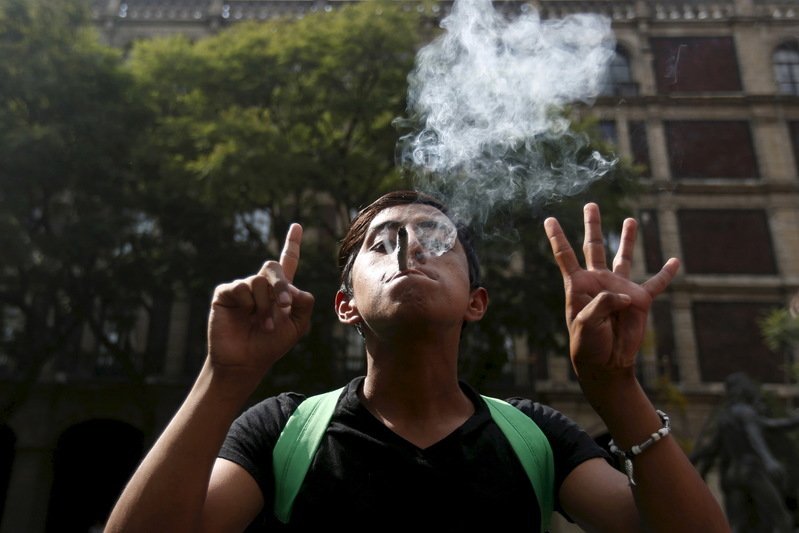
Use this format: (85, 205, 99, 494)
(125, 0, 423, 390)
(759, 307, 799, 383)
(0, 0, 641, 404)
(128, 2, 418, 218)
(0, 0, 155, 417)
(459, 115, 642, 389)
(760, 307, 799, 353)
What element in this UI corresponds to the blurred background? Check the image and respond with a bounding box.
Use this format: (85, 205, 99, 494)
(1, 0, 798, 531)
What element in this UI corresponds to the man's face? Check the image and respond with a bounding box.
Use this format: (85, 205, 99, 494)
(344, 204, 476, 333)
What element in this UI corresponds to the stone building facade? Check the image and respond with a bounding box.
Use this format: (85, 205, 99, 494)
(1, 0, 798, 531)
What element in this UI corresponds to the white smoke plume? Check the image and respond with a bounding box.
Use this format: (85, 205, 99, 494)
(395, 0, 617, 226)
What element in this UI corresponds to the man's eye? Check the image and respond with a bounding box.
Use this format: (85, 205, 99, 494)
(370, 237, 395, 253)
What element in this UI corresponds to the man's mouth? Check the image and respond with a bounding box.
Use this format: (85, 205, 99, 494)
(388, 268, 426, 283)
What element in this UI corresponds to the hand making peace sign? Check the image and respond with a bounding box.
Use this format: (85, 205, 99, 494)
(207, 223, 315, 384)
(544, 203, 680, 381)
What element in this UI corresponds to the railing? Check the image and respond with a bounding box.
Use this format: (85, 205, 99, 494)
(600, 81, 640, 98)
(90, 0, 799, 23)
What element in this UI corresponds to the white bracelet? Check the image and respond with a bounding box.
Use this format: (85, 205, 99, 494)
(608, 410, 671, 486)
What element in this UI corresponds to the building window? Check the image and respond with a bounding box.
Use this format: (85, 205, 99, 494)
(677, 209, 777, 275)
(94, 321, 127, 377)
(639, 209, 664, 274)
(0, 425, 15, 526)
(144, 296, 172, 376)
(692, 302, 784, 383)
(664, 121, 758, 178)
(0, 307, 23, 377)
(46, 421, 144, 533)
(628, 121, 650, 176)
(774, 42, 799, 96)
(651, 300, 679, 382)
(651, 37, 742, 93)
(600, 47, 638, 97)
(597, 120, 618, 145)
(790, 122, 799, 176)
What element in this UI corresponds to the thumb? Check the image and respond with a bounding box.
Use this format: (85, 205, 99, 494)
(289, 289, 315, 335)
(576, 291, 632, 327)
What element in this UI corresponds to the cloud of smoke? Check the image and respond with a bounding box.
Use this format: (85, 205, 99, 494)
(395, 0, 617, 227)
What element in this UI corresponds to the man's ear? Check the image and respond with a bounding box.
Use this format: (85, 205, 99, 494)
(335, 290, 361, 325)
(464, 287, 489, 323)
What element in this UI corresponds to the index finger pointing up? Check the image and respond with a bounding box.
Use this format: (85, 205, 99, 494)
(280, 223, 303, 283)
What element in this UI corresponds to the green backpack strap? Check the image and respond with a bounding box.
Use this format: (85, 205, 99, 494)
(482, 395, 555, 533)
(272, 389, 554, 531)
(272, 387, 344, 523)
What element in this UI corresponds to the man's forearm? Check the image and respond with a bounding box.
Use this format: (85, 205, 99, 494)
(105, 358, 255, 533)
(580, 371, 730, 532)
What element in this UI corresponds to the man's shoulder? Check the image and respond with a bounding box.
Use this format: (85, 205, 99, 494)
(499, 398, 599, 449)
(245, 377, 362, 418)
(503, 397, 563, 423)
(249, 390, 305, 412)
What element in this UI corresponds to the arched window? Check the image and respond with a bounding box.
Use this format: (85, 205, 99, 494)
(46, 420, 144, 532)
(601, 47, 638, 97)
(774, 42, 799, 95)
(0, 425, 15, 526)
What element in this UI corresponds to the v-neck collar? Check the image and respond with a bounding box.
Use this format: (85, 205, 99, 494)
(339, 376, 492, 452)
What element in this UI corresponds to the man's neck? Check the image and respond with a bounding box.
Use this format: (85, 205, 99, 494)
(363, 326, 462, 401)
(357, 330, 474, 448)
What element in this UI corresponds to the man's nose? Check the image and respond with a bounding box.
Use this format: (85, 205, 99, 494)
(405, 229, 428, 263)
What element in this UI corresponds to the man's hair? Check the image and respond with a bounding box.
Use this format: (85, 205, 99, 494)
(338, 190, 481, 295)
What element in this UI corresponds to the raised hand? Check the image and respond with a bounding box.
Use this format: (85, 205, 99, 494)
(207, 223, 315, 384)
(544, 203, 679, 380)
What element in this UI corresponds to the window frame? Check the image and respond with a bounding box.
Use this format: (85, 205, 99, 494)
(600, 46, 638, 97)
(774, 41, 799, 96)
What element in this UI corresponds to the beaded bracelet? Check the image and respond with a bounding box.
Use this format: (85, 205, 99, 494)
(608, 410, 671, 487)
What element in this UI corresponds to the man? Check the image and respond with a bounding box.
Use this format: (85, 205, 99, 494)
(106, 190, 729, 532)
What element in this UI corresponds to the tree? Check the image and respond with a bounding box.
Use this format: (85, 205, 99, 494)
(760, 292, 799, 399)
(127, 6, 639, 396)
(125, 1, 423, 392)
(0, 0, 154, 420)
(455, 116, 642, 391)
(0, 0, 640, 412)
(761, 296, 799, 356)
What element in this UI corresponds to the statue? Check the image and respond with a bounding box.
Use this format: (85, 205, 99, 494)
(691, 372, 799, 533)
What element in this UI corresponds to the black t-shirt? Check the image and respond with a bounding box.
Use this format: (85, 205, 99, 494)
(219, 377, 608, 532)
